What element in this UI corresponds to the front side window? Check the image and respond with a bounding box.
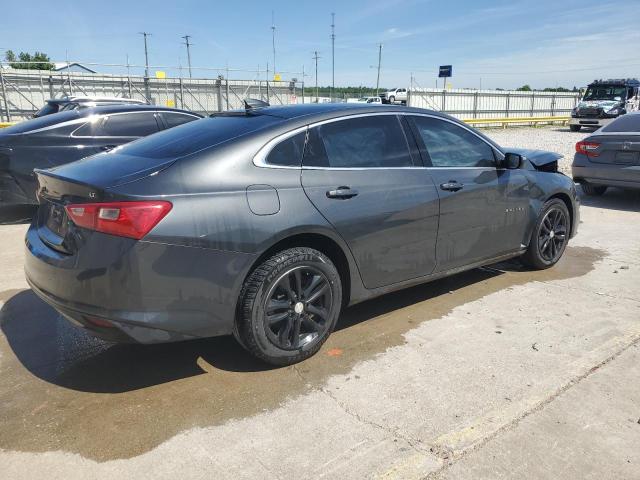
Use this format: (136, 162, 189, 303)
(266, 131, 306, 166)
(412, 116, 496, 168)
(304, 115, 413, 168)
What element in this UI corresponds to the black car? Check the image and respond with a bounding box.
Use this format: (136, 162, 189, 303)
(0, 105, 202, 209)
(24, 103, 579, 365)
(33, 96, 148, 118)
(572, 112, 640, 195)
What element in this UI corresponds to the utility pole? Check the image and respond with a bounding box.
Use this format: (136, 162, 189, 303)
(312, 51, 321, 101)
(331, 12, 335, 101)
(271, 11, 276, 78)
(139, 32, 152, 101)
(182, 35, 193, 78)
(375, 43, 383, 94)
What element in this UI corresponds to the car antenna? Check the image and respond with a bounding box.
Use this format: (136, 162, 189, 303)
(244, 98, 270, 113)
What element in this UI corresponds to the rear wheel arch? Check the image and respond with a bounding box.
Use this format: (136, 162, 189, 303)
(244, 232, 353, 308)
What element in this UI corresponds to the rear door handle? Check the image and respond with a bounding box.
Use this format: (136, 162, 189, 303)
(326, 186, 359, 199)
(440, 181, 464, 192)
(100, 145, 117, 152)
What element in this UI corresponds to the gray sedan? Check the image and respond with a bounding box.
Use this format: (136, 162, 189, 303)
(572, 112, 640, 195)
(24, 103, 580, 365)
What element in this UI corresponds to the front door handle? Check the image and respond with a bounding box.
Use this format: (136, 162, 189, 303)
(99, 144, 117, 152)
(440, 181, 464, 192)
(326, 186, 359, 199)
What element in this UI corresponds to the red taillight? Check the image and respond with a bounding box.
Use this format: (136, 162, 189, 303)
(65, 201, 172, 239)
(575, 141, 600, 157)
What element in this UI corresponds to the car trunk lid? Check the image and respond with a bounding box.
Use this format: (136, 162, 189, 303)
(587, 134, 640, 165)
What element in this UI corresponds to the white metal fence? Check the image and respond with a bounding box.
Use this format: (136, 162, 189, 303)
(0, 68, 302, 121)
(408, 88, 580, 120)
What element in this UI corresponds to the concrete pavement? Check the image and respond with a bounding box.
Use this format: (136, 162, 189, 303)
(0, 188, 639, 479)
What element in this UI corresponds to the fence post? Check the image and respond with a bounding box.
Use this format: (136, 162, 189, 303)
(505, 93, 510, 118)
(225, 78, 230, 111)
(267, 81, 271, 104)
(473, 91, 478, 118)
(0, 69, 11, 122)
(441, 89, 446, 112)
(216, 78, 223, 112)
(48, 75, 54, 98)
(179, 78, 184, 109)
(551, 94, 556, 116)
(530, 93, 535, 117)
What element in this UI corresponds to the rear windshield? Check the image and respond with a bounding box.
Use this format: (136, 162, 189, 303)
(34, 102, 61, 118)
(115, 114, 282, 159)
(600, 114, 640, 133)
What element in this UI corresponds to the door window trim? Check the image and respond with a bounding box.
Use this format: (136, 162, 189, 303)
(253, 111, 504, 170)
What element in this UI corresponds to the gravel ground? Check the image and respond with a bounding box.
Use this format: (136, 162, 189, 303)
(483, 125, 593, 175)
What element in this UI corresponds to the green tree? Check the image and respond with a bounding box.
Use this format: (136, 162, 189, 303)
(517, 84, 532, 91)
(4, 50, 54, 70)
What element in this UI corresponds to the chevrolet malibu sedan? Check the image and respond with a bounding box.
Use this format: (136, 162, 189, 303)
(25, 103, 579, 365)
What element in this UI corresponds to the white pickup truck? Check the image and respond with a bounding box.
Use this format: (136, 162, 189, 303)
(379, 88, 407, 104)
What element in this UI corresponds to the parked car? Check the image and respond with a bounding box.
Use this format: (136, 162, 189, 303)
(569, 78, 640, 132)
(33, 96, 148, 118)
(356, 96, 383, 104)
(572, 112, 640, 195)
(0, 105, 202, 209)
(379, 88, 407, 104)
(24, 103, 579, 366)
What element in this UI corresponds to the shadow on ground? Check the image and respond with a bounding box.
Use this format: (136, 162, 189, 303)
(0, 205, 37, 225)
(0, 246, 603, 461)
(578, 186, 640, 213)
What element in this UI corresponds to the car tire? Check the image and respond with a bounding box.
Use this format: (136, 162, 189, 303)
(581, 183, 607, 196)
(521, 199, 570, 270)
(236, 247, 342, 366)
(569, 125, 581, 132)
(389, 96, 395, 103)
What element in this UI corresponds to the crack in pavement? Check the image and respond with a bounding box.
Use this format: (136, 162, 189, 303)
(423, 333, 640, 479)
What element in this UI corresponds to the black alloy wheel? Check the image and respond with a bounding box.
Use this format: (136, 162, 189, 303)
(522, 198, 571, 270)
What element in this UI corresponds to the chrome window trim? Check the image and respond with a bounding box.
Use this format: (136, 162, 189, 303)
(252, 111, 504, 170)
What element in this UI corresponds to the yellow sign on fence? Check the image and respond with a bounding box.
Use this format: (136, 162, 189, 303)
(273, 73, 281, 82)
(166, 99, 175, 108)
(155, 71, 166, 79)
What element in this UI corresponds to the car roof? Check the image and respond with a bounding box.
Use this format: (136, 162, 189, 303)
(76, 104, 202, 117)
(46, 96, 147, 105)
(254, 103, 441, 121)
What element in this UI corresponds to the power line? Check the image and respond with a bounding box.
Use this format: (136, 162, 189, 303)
(312, 51, 321, 100)
(181, 35, 193, 78)
(331, 12, 335, 101)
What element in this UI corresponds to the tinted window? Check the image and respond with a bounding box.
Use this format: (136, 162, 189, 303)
(600, 113, 640, 133)
(412, 116, 495, 167)
(118, 114, 281, 160)
(101, 112, 159, 137)
(266, 131, 306, 166)
(304, 115, 413, 168)
(162, 112, 199, 129)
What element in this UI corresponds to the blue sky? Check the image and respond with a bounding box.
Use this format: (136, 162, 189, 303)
(3, 0, 640, 89)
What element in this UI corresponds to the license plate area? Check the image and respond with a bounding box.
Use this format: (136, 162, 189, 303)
(45, 202, 69, 237)
(614, 151, 639, 164)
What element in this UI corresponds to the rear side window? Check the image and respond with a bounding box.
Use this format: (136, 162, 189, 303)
(412, 116, 495, 168)
(266, 131, 306, 166)
(101, 112, 159, 137)
(600, 114, 640, 133)
(304, 115, 413, 168)
(161, 112, 199, 129)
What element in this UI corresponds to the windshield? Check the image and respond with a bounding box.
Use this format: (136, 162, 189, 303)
(33, 102, 61, 118)
(583, 86, 626, 101)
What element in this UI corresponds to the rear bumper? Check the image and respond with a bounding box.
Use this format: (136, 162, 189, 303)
(572, 154, 640, 189)
(24, 223, 258, 344)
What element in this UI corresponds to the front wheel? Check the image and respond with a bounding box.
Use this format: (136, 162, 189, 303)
(521, 199, 570, 270)
(236, 247, 342, 366)
(389, 96, 395, 103)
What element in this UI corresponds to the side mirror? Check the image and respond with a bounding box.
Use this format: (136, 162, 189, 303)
(503, 152, 523, 169)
